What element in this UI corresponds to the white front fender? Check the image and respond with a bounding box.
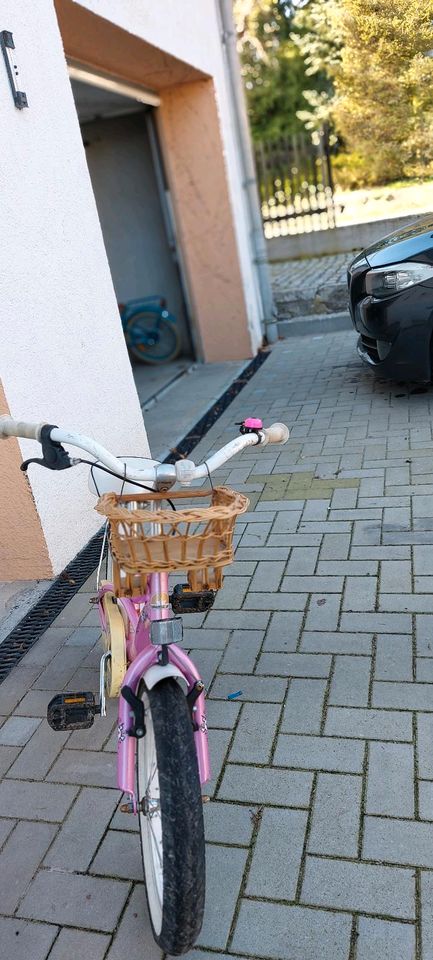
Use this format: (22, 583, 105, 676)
(143, 663, 187, 691)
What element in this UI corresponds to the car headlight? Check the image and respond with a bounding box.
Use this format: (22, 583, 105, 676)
(365, 261, 433, 298)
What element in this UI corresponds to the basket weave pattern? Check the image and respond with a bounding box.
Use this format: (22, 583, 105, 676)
(96, 486, 249, 596)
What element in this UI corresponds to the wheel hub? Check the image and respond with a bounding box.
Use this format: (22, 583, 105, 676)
(141, 795, 160, 818)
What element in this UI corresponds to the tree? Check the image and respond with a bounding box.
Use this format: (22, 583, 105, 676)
(234, 0, 326, 141)
(334, 0, 433, 181)
(291, 0, 343, 133)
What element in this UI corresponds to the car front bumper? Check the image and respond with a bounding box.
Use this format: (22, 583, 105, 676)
(348, 264, 433, 381)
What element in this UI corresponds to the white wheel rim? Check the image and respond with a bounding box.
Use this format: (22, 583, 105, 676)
(137, 687, 163, 935)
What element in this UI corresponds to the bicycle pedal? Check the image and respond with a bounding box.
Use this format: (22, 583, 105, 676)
(47, 692, 101, 732)
(170, 583, 216, 614)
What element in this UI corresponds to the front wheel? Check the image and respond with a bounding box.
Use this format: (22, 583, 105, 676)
(125, 310, 181, 364)
(136, 678, 205, 955)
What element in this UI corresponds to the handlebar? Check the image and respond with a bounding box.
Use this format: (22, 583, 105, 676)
(0, 415, 290, 485)
(0, 416, 46, 441)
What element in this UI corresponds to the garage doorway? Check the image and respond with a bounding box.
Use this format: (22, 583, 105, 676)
(69, 70, 195, 384)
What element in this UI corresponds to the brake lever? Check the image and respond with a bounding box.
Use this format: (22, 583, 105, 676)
(20, 423, 73, 472)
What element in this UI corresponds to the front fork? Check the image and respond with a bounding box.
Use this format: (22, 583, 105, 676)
(116, 642, 211, 808)
(98, 560, 211, 808)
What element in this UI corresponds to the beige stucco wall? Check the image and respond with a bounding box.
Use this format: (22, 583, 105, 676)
(158, 81, 252, 361)
(0, 384, 52, 581)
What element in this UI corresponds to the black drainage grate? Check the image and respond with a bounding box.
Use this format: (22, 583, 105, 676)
(0, 349, 270, 682)
(164, 350, 270, 463)
(0, 529, 106, 682)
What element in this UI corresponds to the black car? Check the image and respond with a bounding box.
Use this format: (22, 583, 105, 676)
(348, 215, 433, 381)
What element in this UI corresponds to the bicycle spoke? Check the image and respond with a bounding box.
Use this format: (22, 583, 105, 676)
(148, 817, 163, 869)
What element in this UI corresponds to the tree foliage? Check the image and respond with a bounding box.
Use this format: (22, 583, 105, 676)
(293, 0, 433, 183)
(238, 0, 433, 185)
(234, 0, 326, 141)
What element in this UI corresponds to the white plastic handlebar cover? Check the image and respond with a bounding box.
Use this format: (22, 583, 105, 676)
(262, 422, 290, 445)
(0, 416, 47, 441)
(0, 418, 290, 483)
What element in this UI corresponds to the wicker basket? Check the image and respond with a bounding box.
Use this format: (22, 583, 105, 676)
(95, 486, 249, 597)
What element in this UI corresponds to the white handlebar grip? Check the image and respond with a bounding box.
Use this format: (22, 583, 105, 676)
(0, 416, 46, 441)
(263, 422, 290, 445)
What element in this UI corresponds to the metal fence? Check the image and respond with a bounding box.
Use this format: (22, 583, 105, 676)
(254, 129, 335, 237)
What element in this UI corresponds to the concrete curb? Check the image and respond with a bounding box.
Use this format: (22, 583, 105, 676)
(278, 311, 353, 338)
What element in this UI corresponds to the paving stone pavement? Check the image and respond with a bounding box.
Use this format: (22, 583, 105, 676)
(5, 330, 433, 958)
(271, 254, 354, 318)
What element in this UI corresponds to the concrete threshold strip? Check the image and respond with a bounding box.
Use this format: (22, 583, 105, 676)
(0, 350, 269, 681)
(140, 363, 197, 412)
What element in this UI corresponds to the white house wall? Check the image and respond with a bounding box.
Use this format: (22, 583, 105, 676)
(0, 0, 149, 573)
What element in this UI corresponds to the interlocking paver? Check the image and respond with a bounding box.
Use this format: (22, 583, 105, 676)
(0, 778, 78, 821)
(45, 787, 119, 871)
(0, 917, 58, 960)
(231, 900, 352, 960)
(373, 681, 433, 711)
(198, 844, 248, 950)
(229, 702, 281, 763)
(340, 612, 412, 633)
(47, 748, 117, 787)
(416, 614, 433, 655)
(250, 560, 286, 590)
(218, 764, 313, 807)
(256, 651, 331, 678)
(285, 547, 319, 575)
(18, 869, 130, 931)
(0, 819, 56, 913)
(203, 801, 254, 846)
(246, 807, 307, 899)
(375, 634, 413, 680)
(206, 699, 241, 729)
(261, 611, 303, 651)
(281, 678, 327, 734)
(421, 872, 433, 960)
(6, 722, 69, 780)
(419, 780, 433, 820)
(207, 728, 232, 796)
(300, 631, 373, 654)
(366, 742, 414, 817)
(0, 715, 41, 746)
(210, 674, 286, 702)
(418, 714, 433, 778)
(301, 855, 415, 919)
(320, 533, 351, 560)
(356, 917, 416, 960)
(363, 815, 433, 867)
(48, 928, 111, 960)
(243, 591, 307, 611)
(325, 707, 413, 741)
(308, 772, 362, 857)
(105, 885, 162, 960)
(274, 733, 364, 773)
(0, 744, 20, 777)
(91, 829, 143, 879)
(329, 655, 371, 706)
(304, 594, 341, 630)
(219, 630, 263, 673)
(343, 575, 377, 611)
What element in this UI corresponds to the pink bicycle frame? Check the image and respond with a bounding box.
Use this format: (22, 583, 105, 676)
(98, 572, 211, 809)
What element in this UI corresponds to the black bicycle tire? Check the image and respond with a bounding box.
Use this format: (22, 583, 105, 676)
(136, 678, 206, 955)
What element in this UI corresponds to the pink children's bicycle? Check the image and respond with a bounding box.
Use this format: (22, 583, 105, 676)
(0, 413, 289, 955)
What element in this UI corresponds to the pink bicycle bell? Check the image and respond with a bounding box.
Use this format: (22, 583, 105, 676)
(243, 418, 263, 429)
